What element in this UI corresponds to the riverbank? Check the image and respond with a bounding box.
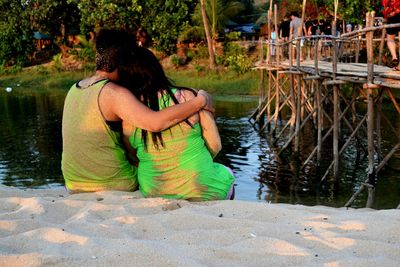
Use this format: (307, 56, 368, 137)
(0, 68, 259, 95)
(1, 185, 399, 267)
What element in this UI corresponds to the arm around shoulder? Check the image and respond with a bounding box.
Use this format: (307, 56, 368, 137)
(199, 110, 221, 158)
(105, 83, 208, 132)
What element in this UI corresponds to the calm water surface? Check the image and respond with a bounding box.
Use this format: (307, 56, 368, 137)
(0, 90, 399, 209)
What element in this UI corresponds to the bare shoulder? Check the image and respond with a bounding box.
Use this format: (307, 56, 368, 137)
(103, 81, 129, 94)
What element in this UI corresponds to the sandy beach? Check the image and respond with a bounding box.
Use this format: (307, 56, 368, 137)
(0, 185, 399, 267)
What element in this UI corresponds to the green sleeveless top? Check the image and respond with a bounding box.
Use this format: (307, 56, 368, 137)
(130, 90, 234, 201)
(61, 79, 138, 192)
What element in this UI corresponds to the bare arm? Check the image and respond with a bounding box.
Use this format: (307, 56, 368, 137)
(199, 110, 221, 158)
(101, 82, 213, 132)
(290, 24, 294, 40)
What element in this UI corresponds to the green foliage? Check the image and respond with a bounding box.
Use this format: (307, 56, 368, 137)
(29, 1, 80, 42)
(0, 0, 33, 66)
(190, 0, 245, 41)
(51, 53, 64, 72)
(71, 0, 197, 54)
(170, 54, 182, 67)
(225, 31, 241, 41)
(75, 35, 95, 62)
(166, 68, 259, 95)
(34, 65, 49, 75)
(140, 0, 198, 54)
(221, 42, 252, 73)
(224, 42, 244, 56)
(179, 25, 204, 42)
(196, 45, 210, 59)
(0, 63, 23, 76)
(53, 53, 62, 64)
(68, 35, 95, 63)
(224, 54, 252, 73)
(194, 64, 205, 73)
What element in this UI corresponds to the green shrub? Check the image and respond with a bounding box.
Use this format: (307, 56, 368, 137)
(196, 45, 210, 59)
(83, 62, 95, 73)
(221, 42, 252, 73)
(224, 42, 244, 57)
(194, 64, 205, 73)
(170, 54, 182, 67)
(0, 25, 32, 66)
(225, 54, 252, 74)
(34, 65, 49, 75)
(225, 31, 241, 41)
(69, 35, 95, 63)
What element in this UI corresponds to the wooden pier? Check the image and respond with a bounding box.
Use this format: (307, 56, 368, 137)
(249, 9, 400, 208)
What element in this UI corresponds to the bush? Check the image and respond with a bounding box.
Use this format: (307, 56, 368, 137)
(224, 54, 252, 74)
(69, 35, 95, 63)
(51, 53, 64, 72)
(34, 65, 49, 75)
(225, 31, 241, 41)
(221, 42, 252, 74)
(170, 54, 182, 68)
(0, 25, 32, 66)
(0, 63, 23, 76)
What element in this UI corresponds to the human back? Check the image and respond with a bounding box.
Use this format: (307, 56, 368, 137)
(62, 79, 138, 192)
(61, 29, 212, 193)
(119, 47, 235, 200)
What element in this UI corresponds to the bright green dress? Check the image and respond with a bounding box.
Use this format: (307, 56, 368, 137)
(130, 90, 234, 201)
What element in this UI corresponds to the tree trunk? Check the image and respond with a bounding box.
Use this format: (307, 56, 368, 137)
(200, 0, 216, 69)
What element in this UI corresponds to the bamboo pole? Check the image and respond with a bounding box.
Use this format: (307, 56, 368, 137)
(267, 9, 271, 64)
(355, 34, 360, 63)
(259, 69, 265, 127)
(332, 11, 339, 179)
(316, 81, 322, 163)
(258, 37, 265, 127)
(376, 89, 383, 160)
(274, 4, 280, 64)
(379, 27, 386, 66)
(365, 11, 376, 208)
(267, 70, 272, 129)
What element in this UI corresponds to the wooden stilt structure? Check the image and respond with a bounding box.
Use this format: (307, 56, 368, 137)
(250, 7, 400, 208)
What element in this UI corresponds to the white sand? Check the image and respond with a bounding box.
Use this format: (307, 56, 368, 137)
(0, 185, 399, 267)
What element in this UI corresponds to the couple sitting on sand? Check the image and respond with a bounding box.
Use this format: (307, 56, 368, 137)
(61, 29, 235, 201)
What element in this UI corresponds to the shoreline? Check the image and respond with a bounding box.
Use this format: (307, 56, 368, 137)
(1, 185, 399, 267)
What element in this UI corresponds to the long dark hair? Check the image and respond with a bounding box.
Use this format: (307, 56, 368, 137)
(118, 47, 195, 150)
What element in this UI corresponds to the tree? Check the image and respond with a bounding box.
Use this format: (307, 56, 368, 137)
(200, 0, 216, 68)
(29, 0, 80, 44)
(0, 0, 33, 66)
(207, 0, 245, 41)
(70, 0, 197, 54)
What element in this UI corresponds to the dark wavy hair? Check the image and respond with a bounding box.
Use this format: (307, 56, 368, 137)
(95, 29, 136, 72)
(118, 47, 195, 150)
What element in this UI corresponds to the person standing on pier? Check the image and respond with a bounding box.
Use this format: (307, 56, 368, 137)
(289, 11, 307, 61)
(382, 0, 400, 70)
(279, 15, 291, 59)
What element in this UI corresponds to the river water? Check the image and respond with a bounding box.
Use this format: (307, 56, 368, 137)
(0, 90, 399, 209)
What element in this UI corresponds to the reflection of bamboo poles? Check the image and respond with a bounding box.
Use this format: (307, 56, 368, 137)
(250, 6, 400, 208)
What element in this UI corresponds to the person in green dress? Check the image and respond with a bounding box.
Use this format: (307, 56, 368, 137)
(118, 47, 235, 201)
(62, 29, 213, 193)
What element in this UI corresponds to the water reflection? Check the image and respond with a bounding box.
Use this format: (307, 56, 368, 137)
(0, 91, 65, 188)
(0, 91, 399, 209)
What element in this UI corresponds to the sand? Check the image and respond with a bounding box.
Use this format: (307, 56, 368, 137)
(0, 185, 399, 267)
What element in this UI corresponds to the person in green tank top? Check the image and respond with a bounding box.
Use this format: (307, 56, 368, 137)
(118, 47, 235, 201)
(62, 29, 214, 193)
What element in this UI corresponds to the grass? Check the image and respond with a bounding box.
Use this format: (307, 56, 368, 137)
(0, 67, 260, 96)
(166, 69, 259, 95)
(0, 69, 87, 94)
